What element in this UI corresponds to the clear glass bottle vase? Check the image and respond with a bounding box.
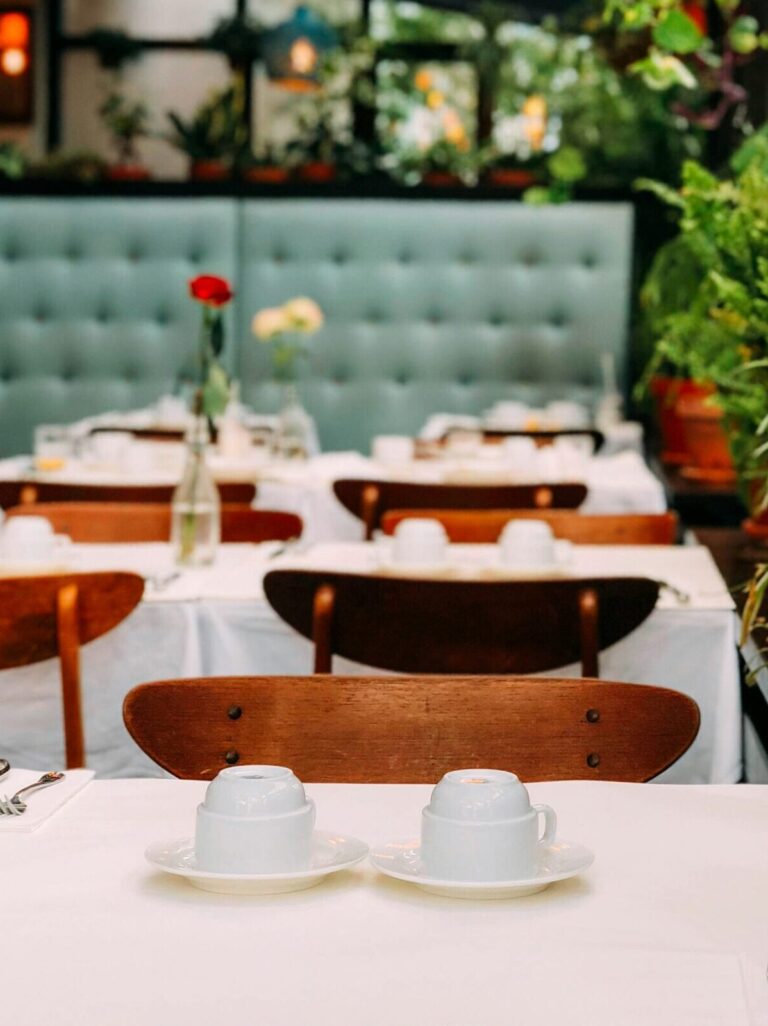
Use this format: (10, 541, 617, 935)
(171, 416, 221, 566)
(274, 383, 317, 461)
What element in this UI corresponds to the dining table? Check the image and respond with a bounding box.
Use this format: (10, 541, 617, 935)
(1, 777, 765, 1025)
(0, 539, 741, 783)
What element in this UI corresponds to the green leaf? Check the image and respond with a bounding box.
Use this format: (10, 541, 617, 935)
(629, 51, 697, 90)
(209, 313, 225, 357)
(653, 10, 704, 55)
(201, 360, 230, 418)
(729, 16, 759, 55)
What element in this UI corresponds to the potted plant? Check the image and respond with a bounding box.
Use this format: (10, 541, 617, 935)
(167, 83, 246, 181)
(99, 92, 151, 181)
(242, 147, 290, 184)
(637, 130, 768, 502)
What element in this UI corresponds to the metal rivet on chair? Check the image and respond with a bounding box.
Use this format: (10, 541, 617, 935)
(224, 750, 239, 765)
(586, 708, 600, 723)
(227, 705, 242, 720)
(586, 752, 600, 768)
(535, 486, 553, 508)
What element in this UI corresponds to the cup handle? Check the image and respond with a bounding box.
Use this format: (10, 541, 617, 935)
(533, 803, 557, 846)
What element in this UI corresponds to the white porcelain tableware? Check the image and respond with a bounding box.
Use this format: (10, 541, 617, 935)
(194, 765, 315, 874)
(420, 768, 557, 881)
(498, 519, 556, 568)
(545, 400, 590, 429)
(372, 434, 414, 465)
(146, 831, 369, 895)
(392, 517, 448, 568)
(0, 516, 69, 565)
(87, 431, 131, 466)
(370, 836, 593, 899)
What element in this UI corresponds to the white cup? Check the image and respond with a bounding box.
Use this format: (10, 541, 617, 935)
(499, 519, 555, 567)
(420, 769, 557, 881)
(545, 401, 590, 429)
(372, 435, 414, 465)
(0, 516, 59, 563)
(392, 517, 448, 567)
(88, 431, 131, 465)
(485, 401, 529, 429)
(195, 765, 315, 874)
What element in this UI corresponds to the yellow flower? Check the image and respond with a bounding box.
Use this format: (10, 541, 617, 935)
(283, 296, 324, 334)
(426, 90, 444, 110)
(414, 69, 432, 92)
(252, 307, 288, 340)
(445, 124, 466, 146)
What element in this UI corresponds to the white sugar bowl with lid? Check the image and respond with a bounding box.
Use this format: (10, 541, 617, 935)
(420, 768, 557, 882)
(195, 765, 315, 874)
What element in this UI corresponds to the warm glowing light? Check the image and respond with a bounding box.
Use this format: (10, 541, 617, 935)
(290, 37, 317, 75)
(1, 47, 27, 76)
(522, 95, 548, 151)
(0, 13, 29, 49)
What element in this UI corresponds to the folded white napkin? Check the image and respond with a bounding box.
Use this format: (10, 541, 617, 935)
(0, 768, 94, 833)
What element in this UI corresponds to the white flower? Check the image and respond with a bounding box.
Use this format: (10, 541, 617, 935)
(283, 297, 324, 334)
(252, 307, 289, 340)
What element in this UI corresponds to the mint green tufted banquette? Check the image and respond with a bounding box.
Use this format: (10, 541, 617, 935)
(0, 198, 633, 456)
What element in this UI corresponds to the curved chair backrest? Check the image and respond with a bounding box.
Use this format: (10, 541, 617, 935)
(263, 569, 659, 677)
(465, 427, 605, 452)
(381, 509, 679, 545)
(5, 503, 302, 544)
(0, 572, 144, 767)
(333, 478, 588, 539)
(123, 675, 700, 783)
(2, 480, 256, 506)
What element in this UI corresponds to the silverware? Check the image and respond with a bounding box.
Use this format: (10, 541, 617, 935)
(145, 571, 181, 593)
(0, 759, 9, 780)
(266, 538, 301, 560)
(656, 581, 690, 605)
(0, 771, 65, 816)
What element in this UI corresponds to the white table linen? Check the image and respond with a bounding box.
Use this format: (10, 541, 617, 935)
(1, 779, 765, 1026)
(0, 767, 93, 832)
(0, 542, 740, 783)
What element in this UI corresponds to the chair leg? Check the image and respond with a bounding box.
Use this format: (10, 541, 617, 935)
(312, 584, 336, 674)
(361, 484, 380, 541)
(578, 587, 599, 678)
(56, 583, 85, 769)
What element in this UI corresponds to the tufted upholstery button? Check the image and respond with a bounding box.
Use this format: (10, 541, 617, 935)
(4, 244, 18, 262)
(66, 245, 82, 261)
(155, 309, 170, 326)
(522, 251, 541, 267)
(96, 309, 112, 324)
(428, 311, 444, 325)
(188, 249, 203, 264)
(395, 373, 410, 386)
(61, 367, 76, 382)
(458, 373, 474, 386)
(488, 312, 504, 327)
(549, 311, 567, 328)
(333, 250, 348, 265)
(367, 310, 384, 323)
(398, 251, 412, 265)
(128, 245, 142, 262)
(582, 254, 597, 269)
(458, 252, 476, 265)
(34, 308, 49, 323)
(272, 250, 286, 264)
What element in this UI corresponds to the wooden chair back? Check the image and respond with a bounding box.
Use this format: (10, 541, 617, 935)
(5, 503, 302, 544)
(381, 509, 679, 545)
(1, 480, 256, 507)
(123, 675, 700, 783)
(263, 570, 659, 677)
(333, 478, 588, 540)
(466, 427, 604, 452)
(0, 572, 144, 768)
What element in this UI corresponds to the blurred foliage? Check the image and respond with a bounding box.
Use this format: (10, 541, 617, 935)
(99, 93, 150, 164)
(83, 29, 144, 71)
(0, 142, 25, 179)
(166, 81, 247, 165)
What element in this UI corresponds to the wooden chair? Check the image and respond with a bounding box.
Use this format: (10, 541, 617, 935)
(122, 675, 700, 783)
(333, 479, 588, 540)
(1, 480, 256, 506)
(0, 572, 144, 768)
(5, 503, 302, 544)
(263, 570, 659, 677)
(381, 509, 680, 545)
(467, 427, 605, 452)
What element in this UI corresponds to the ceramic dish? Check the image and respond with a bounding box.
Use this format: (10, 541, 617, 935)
(369, 838, 593, 899)
(146, 830, 369, 894)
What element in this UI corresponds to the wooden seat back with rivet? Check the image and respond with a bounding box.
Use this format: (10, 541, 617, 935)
(0, 572, 145, 768)
(5, 503, 302, 545)
(123, 675, 700, 783)
(381, 509, 679, 545)
(445, 427, 606, 452)
(263, 570, 660, 677)
(333, 479, 588, 540)
(0, 480, 256, 508)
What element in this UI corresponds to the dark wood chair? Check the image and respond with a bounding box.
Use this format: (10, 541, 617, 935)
(460, 427, 605, 452)
(0, 572, 144, 768)
(381, 509, 680, 545)
(5, 503, 302, 544)
(333, 479, 588, 540)
(0, 480, 256, 507)
(263, 570, 659, 676)
(123, 675, 700, 783)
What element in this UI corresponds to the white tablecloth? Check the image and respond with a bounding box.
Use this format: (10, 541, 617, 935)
(0, 542, 740, 783)
(1, 779, 765, 1026)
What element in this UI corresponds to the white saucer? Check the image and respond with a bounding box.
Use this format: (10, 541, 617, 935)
(369, 838, 593, 899)
(145, 830, 369, 894)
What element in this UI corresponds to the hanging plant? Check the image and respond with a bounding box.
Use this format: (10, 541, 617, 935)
(204, 14, 263, 66)
(84, 29, 144, 71)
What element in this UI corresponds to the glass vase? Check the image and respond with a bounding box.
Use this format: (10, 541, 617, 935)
(171, 416, 221, 566)
(273, 383, 318, 460)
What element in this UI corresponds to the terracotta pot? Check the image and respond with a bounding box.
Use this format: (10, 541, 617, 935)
(422, 171, 463, 188)
(650, 376, 713, 465)
(297, 162, 337, 183)
(676, 391, 736, 484)
(106, 164, 151, 182)
(243, 165, 289, 184)
(486, 168, 537, 189)
(742, 480, 768, 538)
(190, 160, 231, 182)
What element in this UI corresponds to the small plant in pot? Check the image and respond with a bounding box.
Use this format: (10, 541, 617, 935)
(99, 92, 151, 180)
(167, 82, 246, 181)
(242, 146, 290, 184)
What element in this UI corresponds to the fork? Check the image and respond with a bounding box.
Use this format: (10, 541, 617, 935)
(0, 771, 65, 816)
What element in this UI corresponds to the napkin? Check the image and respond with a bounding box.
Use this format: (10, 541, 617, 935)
(0, 768, 93, 833)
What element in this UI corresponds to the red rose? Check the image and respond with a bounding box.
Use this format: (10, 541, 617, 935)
(189, 274, 234, 307)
